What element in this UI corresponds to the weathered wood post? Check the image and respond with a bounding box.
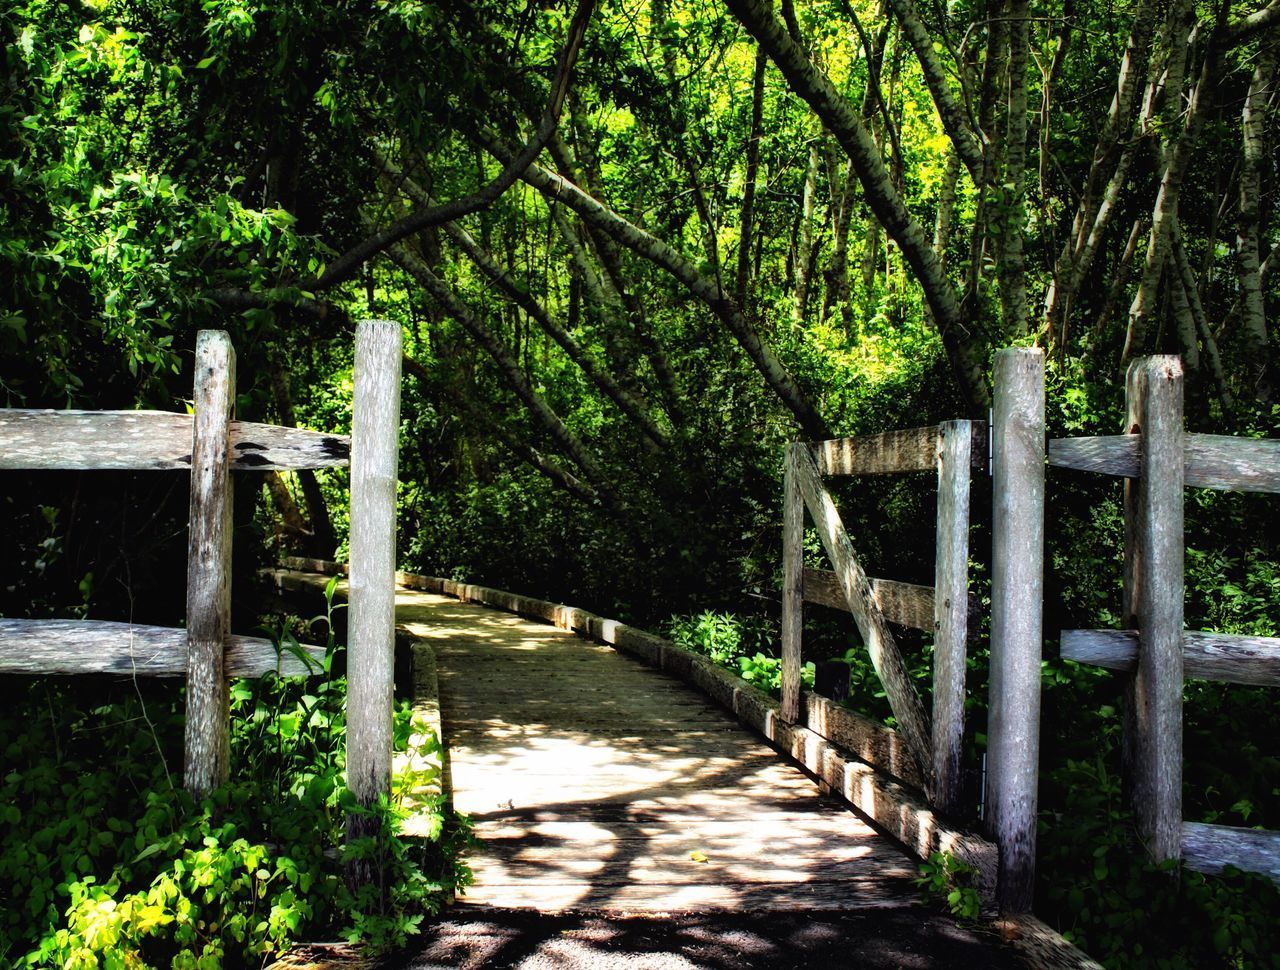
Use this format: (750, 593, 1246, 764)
(185, 330, 235, 798)
(346, 319, 402, 889)
(933, 420, 973, 817)
(987, 347, 1045, 913)
(780, 443, 804, 723)
(1123, 356, 1184, 863)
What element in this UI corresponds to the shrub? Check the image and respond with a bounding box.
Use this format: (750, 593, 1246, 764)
(0, 617, 470, 967)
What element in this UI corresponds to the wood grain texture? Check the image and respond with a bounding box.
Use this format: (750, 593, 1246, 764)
(987, 347, 1045, 914)
(0, 619, 323, 677)
(346, 320, 403, 813)
(275, 567, 994, 906)
(1048, 433, 1279, 494)
(815, 423, 987, 476)
(0, 410, 349, 471)
(1123, 356, 1184, 865)
(1061, 629, 1280, 686)
(800, 692, 923, 790)
(791, 443, 934, 784)
(997, 915, 1107, 969)
(802, 568, 937, 632)
(1181, 822, 1280, 883)
(816, 424, 941, 475)
(932, 419, 973, 818)
(780, 444, 804, 722)
(184, 330, 235, 798)
(408, 592, 949, 913)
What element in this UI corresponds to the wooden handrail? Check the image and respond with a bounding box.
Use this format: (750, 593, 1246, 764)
(0, 410, 350, 472)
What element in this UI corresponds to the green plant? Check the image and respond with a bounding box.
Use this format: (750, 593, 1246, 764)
(668, 611, 812, 698)
(0, 599, 471, 967)
(914, 851, 982, 921)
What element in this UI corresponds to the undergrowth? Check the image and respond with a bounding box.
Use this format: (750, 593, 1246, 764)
(0, 597, 471, 967)
(668, 610, 814, 694)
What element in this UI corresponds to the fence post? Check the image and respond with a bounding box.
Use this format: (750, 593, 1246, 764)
(987, 347, 1045, 914)
(1123, 356, 1184, 863)
(346, 320, 403, 889)
(781, 443, 804, 722)
(933, 420, 973, 817)
(185, 330, 235, 798)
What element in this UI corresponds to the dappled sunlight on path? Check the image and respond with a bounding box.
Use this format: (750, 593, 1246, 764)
(401, 590, 920, 913)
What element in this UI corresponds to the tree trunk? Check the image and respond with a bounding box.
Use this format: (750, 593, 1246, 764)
(268, 357, 336, 558)
(481, 131, 835, 437)
(1236, 39, 1276, 402)
(724, 0, 989, 410)
(388, 243, 624, 512)
(737, 47, 768, 310)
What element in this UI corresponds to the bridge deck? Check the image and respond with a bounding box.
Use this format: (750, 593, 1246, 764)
(396, 590, 922, 913)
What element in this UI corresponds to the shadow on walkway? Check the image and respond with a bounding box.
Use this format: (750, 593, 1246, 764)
(382, 908, 1024, 969)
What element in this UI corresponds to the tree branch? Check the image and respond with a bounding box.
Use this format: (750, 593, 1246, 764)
(309, 0, 596, 292)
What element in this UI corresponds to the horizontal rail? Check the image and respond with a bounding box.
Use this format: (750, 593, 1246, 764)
(1048, 433, 1280, 494)
(803, 567, 934, 631)
(803, 567, 980, 640)
(1182, 822, 1280, 883)
(0, 410, 350, 472)
(814, 422, 985, 476)
(1060, 628, 1280, 686)
(0, 619, 324, 678)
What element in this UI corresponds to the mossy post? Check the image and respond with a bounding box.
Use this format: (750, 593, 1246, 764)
(185, 330, 235, 799)
(987, 347, 1045, 914)
(345, 320, 402, 893)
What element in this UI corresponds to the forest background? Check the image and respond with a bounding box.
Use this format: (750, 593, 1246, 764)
(3, 0, 1280, 965)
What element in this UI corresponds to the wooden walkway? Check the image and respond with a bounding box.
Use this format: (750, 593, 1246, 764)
(395, 589, 922, 914)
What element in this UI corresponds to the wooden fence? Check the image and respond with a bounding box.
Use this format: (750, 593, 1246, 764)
(781, 347, 1047, 914)
(1051, 355, 1280, 883)
(0, 323, 402, 834)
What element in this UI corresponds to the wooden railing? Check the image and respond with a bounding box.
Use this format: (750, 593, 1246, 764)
(781, 420, 984, 819)
(0, 323, 403, 839)
(782, 347, 1048, 915)
(1050, 355, 1280, 883)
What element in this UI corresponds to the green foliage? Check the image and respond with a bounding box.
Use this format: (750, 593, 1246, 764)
(1040, 740, 1280, 968)
(914, 852, 982, 922)
(668, 610, 814, 696)
(0, 634, 470, 966)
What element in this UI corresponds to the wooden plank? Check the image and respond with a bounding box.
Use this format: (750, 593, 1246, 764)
(346, 319, 402, 862)
(281, 556, 348, 575)
(0, 410, 192, 470)
(803, 568, 935, 632)
(815, 422, 987, 476)
(932, 419, 972, 818)
(815, 425, 941, 475)
(781, 444, 804, 722)
(987, 347, 1045, 914)
(997, 915, 1107, 970)
(227, 420, 350, 470)
(1181, 822, 1280, 883)
(0, 410, 349, 471)
(1184, 434, 1280, 493)
(1048, 433, 1280, 494)
(1123, 356, 1184, 865)
(0, 619, 323, 677)
(184, 330, 235, 798)
(791, 442, 933, 782)
(1060, 629, 1280, 686)
(801, 691, 923, 790)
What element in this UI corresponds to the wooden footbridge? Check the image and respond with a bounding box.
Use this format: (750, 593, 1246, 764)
(286, 570, 925, 912)
(274, 562, 1100, 968)
(10, 326, 1279, 967)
